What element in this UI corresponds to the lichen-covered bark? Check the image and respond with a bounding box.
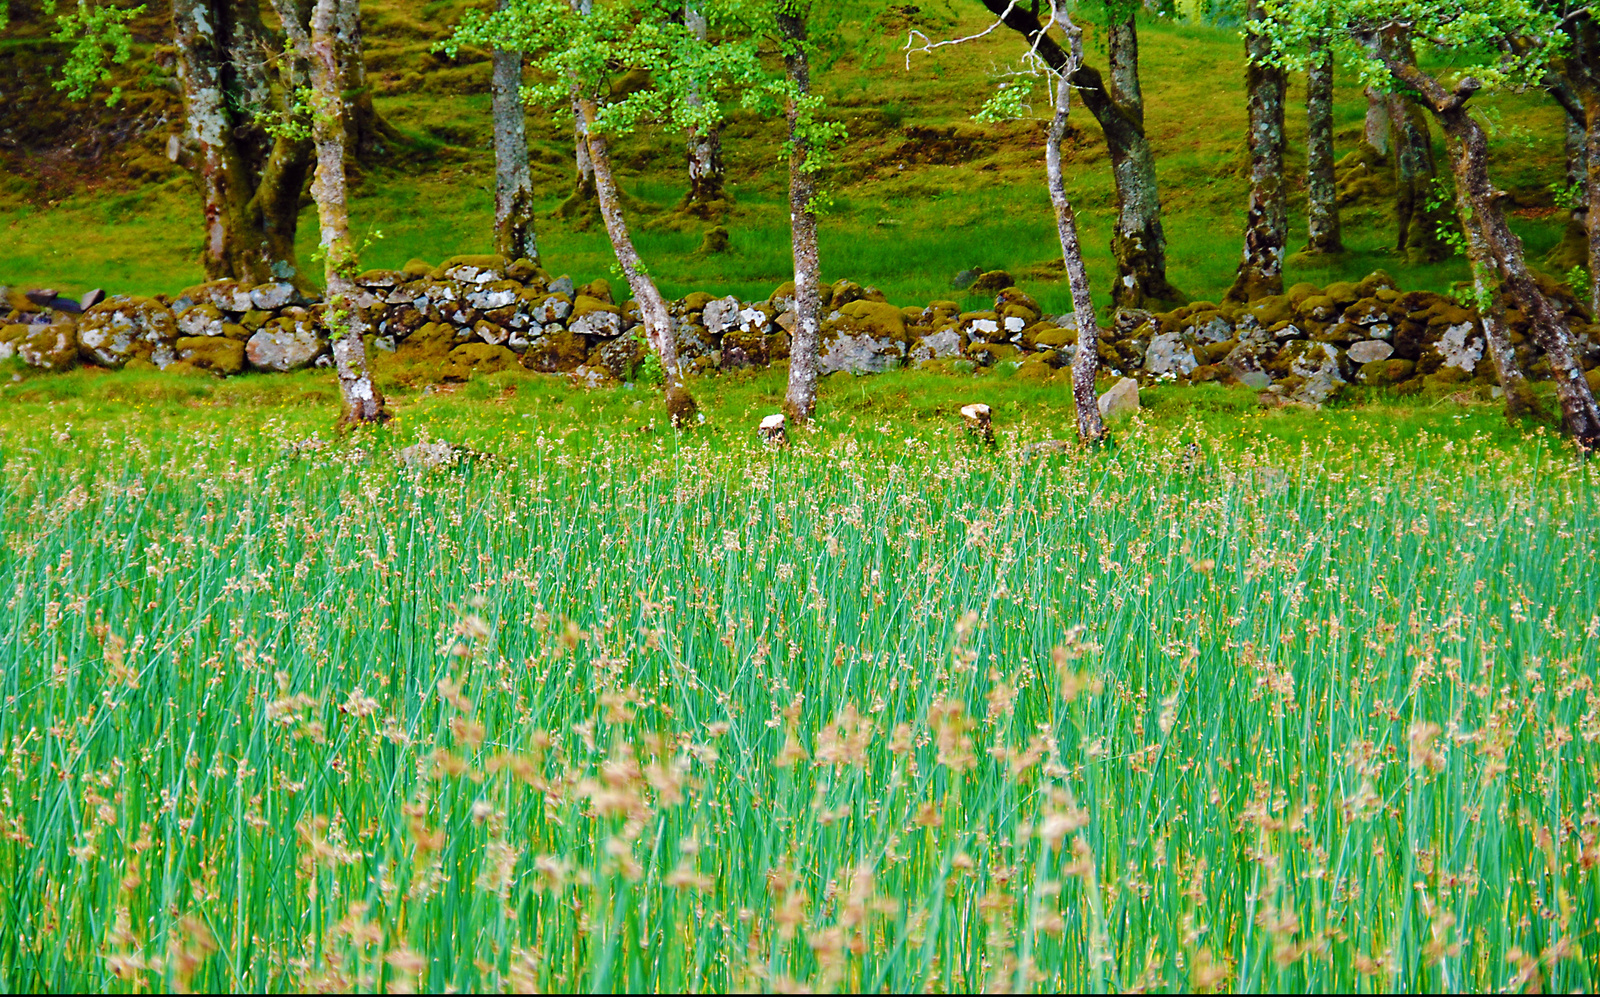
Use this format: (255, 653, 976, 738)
(1455, 187, 1542, 421)
(1389, 98, 1448, 262)
(332, 0, 402, 158)
(1546, 15, 1600, 315)
(777, 10, 820, 426)
(682, 2, 726, 216)
(491, 2, 539, 265)
(1368, 39, 1600, 451)
(1304, 33, 1343, 255)
(173, 0, 310, 286)
(979, 0, 1182, 309)
(1046, 38, 1105, 443)
(1226, 0, 1286, 303)
(1363, 86, 1391, 155)
(577, 97, 696, 426)
(299, 0, 387, 426)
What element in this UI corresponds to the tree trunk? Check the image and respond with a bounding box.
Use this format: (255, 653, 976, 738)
(1543, 114, 1588, 275)
(173, 0, 311, 286)
(979, 0, 1182, 309)
(1369, 46, 1600, 450)
(1226, 0, 1286, 303)
(1389, 97, 1448, 262)
(1455, 186, 1543, 421)
(1363, 86, 1391, 155)
(778, 10, 821, 425)
(491, 0, 539, 264)
(576, 96, 697, 426)
(1304, 32, 1343, 255)
(331, 0, 404, 159)
(682, 2, 727, 217)
(1586, 94, 1600, 317)
(1045, 31, 1105, 444)
(302, 0, 388, 426)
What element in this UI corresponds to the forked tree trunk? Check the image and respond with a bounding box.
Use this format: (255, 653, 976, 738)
(331, 0, 405, 159)
(1546, 18, 1600, 315)
(491, 0, 539, 263)
(979, 0, 1182, 309)
(173, 0, 312, 286)
(1584, 91, 1600, 316)
(1045, 27, 1105, 444)
(1370, 45, 1600, 451)
(302, 0, 388, 425)
(576, 97, 697, 426)
(1389, 98, 1447, 262)
(1304, 32, 1343, 255)
(682, 2, 727, 216)
(778, 10, 821, 425)
(1227, 0, 1286, 302)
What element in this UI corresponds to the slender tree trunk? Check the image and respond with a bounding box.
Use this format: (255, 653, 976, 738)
(1363, 86, 1391, 155)
(491, 0, 539, 264)
(1304, 31, 1343, 255)
(778, 10, 821, 425)
(979, 0, 1181, 308)
(332, 0, 404, 158)
(301, 0, 388, 425)
(1585, 94, 1600, 316)
(1045, 26, 1105, 443)
(1370, 45, 1600, 450)
(576, 96, 697, 426)
(682, 2, 727, 216)
(1226, 0, 1286, 303)
(1456, 187, 1543, 421)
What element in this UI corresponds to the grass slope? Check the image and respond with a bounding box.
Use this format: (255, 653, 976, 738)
(0, 0, 1575, 313)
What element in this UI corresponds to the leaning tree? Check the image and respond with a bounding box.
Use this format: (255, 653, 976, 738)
(449, 0, 766, 427)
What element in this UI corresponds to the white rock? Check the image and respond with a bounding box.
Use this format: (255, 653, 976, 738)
(1098, 377, 1140, 421)
(1347, 339, 1394, 364)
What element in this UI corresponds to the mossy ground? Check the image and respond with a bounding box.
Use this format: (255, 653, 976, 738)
(0, 1, 1575, 316)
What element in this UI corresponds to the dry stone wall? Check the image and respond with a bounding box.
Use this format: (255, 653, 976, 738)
(4, 257, 1599, 405)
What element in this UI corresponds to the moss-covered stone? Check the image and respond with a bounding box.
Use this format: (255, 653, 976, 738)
(20, 322, 78, 370)
(77, 296, 177, 368)
(442, 343, 518, 381)
(520, 329, 589, 373)
(577, 278, 614, 304)
(589, 335, 646, 379)
(1249, 295, 1292, 327)
(434, 254, 509, 283)
(395, 322, 456, 367)
(1359, 358, 1415, 385)
(971, 270, 1015, 294)
(681, 291, 716, 314)
(402, 258, 434, 279)
(835, 300, 908, 340)
(1026, 326, 1077, 351)
(177, 336, 246, 375)
(0, 323, 29, 360)
(967, 342, 1019, 366)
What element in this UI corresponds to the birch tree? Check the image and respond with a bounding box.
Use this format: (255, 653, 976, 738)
(1226, 0, 1287, 302)
(1304, 23, 1344, 255)
(777, 0, 824, 423)
(448, 0, 763, 427)
(283, 0, 389, 425)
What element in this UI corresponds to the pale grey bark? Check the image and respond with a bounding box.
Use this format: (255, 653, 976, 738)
(682, 3, 726, 212)
(577, 96, 696, 425)
(299, 0, 387, 425)
(1363, 86, 1391, 155)
(1227, 0, 1287, 302)
(1304, 32, 1342, 255)
(778, 10, 820, 424)
(1048, 17, 1105, 443)
(491, 0, 539, 263)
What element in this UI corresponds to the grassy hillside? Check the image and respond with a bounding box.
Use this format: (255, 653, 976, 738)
(0, 0, 1575, 314)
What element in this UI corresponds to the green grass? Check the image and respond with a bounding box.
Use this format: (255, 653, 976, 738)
(0, 374, 1594, 992)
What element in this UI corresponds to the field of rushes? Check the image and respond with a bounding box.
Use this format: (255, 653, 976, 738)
(0, 422, 1596, 993)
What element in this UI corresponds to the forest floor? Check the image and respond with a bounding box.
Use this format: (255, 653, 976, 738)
(0, 0, 1576, 315)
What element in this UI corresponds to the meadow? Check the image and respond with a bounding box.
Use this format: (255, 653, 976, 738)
(0, 366, 1595, 992)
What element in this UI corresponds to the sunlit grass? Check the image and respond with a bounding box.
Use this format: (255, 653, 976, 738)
(0, 382, 1594, 992)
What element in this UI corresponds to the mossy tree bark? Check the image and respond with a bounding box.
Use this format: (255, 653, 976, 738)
(980, 0, 1183, 309)
(173, 0, 313, 287)
(682, 2, 727, 218)
(1044, 24, 1105, 444)
(293, 0, 388, 426)
(491, 0, 539, 264)
(577, 96, 697, 426)
(1304, 31, 1343, 255)
(1363, 85, 1391, 155)
(778, 7, 821, 426)
(1226, 0, 1286, 303)
(1364, 35, 1600, 451)
(1380, 30, 1448, 264)
(1548, 14, 1600, 316)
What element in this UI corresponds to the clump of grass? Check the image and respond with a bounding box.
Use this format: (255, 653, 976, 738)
(0, 395, 1592, 992)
